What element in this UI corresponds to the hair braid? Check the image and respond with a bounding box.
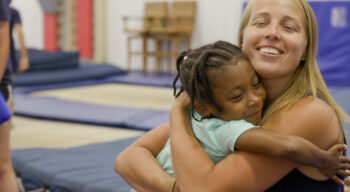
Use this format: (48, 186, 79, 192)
(172, 40, 248, 120)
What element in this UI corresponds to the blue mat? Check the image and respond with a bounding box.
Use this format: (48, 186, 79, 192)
(13, 71, 178, 96)
(14, 63, 127, 86)
(14, 79, 111, 95)
(20, 49, 80, 72)
(109, 71, 179, 88)
(12, 137, 138, 192)
(14, 94, 169, 131)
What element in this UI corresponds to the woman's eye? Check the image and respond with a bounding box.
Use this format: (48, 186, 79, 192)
(283, 24, 297, 31)
(255, 22, 266, 26)
(253, 20, 267, 26)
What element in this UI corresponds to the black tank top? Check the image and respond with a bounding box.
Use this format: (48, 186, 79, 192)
(265, 169, 344, 192)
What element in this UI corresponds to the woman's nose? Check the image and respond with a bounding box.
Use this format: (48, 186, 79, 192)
(264, 24, 280, 40)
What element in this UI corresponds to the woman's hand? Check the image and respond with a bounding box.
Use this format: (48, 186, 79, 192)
(115, 124, 173, 191)
(173, 92, 191, 111)
(320, 144, 350, 185)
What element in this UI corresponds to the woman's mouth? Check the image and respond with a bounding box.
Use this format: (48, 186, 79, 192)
(258, 47, 283, 55)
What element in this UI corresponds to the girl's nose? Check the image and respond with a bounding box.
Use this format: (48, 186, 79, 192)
(247, 93, 261, 108)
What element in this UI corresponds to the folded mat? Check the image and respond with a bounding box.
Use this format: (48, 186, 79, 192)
(12, 137, 138, 192)
(14, 71, 179, 95)
(19, 49, 80, 72)
(14, 63, 126, 86)
(14, 94, 169, 131)
(14, 79, 109, 95)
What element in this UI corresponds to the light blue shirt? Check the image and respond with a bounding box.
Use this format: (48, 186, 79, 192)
(157, 111, 256, 176)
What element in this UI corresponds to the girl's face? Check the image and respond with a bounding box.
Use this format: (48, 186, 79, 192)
(241, 0, 307, 81)
(205, 59, 266, 125)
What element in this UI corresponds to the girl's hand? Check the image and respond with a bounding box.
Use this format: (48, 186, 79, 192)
(320, 144, 350, 185)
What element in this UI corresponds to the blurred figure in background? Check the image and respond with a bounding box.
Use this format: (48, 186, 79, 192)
(9, 2, 29, 74)
(0, 0, 19, 191)
(7, 1, 30, 117)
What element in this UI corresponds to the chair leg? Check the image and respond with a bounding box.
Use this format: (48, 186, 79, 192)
(171, 37, 180, 73)
(186, 36, 191, 49)
(142, 35, 148, 73)
(127, 36, 132, 71)
(155, 38, 162, 73)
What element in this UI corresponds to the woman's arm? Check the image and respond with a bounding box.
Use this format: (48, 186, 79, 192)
(115, 123, 176, 192)
(235, 128, 350, 184)
(170, 94, 343, 192)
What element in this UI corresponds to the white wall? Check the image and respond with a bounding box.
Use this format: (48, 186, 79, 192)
(11, 0, 44, 49)
(10, 0, 246, 70)
(106, 0, 246, 71)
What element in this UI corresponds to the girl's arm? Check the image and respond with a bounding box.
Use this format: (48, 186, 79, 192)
(235, 128, 350, 184)
(115, 123, 175, 192)
(170, 94, 346, 192)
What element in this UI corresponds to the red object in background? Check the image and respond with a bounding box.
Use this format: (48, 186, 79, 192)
(44, 13, 58, 51)
(76, 0, 93, 58)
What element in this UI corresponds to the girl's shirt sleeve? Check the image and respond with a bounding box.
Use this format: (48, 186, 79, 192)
(215, 119, 256, 153)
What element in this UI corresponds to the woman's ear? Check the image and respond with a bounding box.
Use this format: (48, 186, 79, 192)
(194, 102, 211, 117)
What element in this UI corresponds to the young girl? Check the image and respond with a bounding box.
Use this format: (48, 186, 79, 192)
(153, 40, 349, 189)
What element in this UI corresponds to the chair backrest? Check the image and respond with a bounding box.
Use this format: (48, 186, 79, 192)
(168, 1, 196, 33)
(144, 2, 168, 31)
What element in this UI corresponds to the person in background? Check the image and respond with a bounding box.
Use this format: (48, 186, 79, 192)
(10, 6, 29, 74)
(7, 3, 30, 116)
(0, 0, 18, 191)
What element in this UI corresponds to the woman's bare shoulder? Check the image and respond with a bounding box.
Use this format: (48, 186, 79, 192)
(283, 96, 333, 124)
(269, 96, 339, 148)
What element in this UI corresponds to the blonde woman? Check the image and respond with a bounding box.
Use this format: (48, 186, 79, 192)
(116, 0, 350, 191)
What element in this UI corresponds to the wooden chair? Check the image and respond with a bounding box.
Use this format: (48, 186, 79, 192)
(152, 1, 196, 73)
(123, 2, 167, 72)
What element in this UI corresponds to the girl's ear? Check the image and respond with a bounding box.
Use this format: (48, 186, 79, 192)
(194, 101, 211, 117)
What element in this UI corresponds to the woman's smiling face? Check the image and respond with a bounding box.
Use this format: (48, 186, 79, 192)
(241, 0, 308, 81)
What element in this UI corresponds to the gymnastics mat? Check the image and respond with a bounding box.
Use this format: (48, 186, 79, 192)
(14, 63, 126, 86)
(14, 94, 169, 131)
(20, 49, 80, 72)
(14, 79, 110, 95)
(12, 137, 138, 192)
(108, 71, 180, 88)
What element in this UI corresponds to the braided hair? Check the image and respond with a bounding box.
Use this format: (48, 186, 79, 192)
(173, 40, 249, 120)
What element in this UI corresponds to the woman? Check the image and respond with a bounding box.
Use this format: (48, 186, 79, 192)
(115, 0, 350, 191)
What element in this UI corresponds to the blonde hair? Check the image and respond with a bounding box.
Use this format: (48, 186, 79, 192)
(238, 0, 350, 124)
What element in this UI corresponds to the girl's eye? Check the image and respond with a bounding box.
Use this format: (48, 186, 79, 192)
(231, 93, 243, 101)
(253, 80, 261, 88)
